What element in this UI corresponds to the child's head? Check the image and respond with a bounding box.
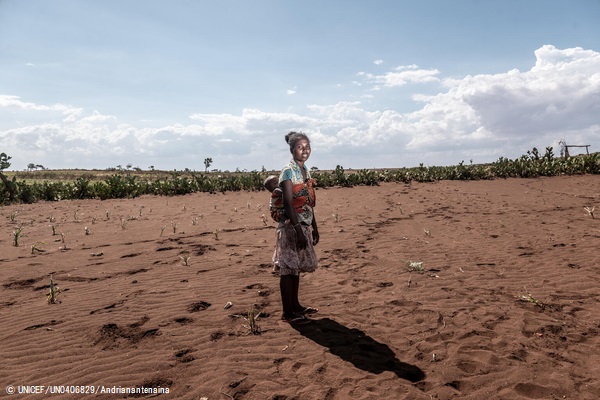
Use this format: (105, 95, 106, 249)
(263, 175, 279, 192)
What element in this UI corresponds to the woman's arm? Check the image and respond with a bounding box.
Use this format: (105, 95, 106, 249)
(311, 212, 319, 245)
(282, 179, 308, 250)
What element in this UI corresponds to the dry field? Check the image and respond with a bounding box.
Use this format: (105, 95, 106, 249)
(1, 175, 599, 399)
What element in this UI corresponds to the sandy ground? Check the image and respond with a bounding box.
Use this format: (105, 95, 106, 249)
(1, 175, 599, 399)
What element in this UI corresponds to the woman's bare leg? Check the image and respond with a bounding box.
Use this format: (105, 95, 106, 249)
(280, 275, 294, 317)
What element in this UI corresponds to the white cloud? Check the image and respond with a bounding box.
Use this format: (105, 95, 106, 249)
(451, 45, 600, 139)
(2, 46, 599, 170)
(373, 59, 383, 65)
(286, 88, 297, 95)
(0, 95, 81, 115)
(363, 64, 441, 88)
(79, 110, 116, 124)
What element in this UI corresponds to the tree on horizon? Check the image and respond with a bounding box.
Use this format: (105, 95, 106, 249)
(204, 157, 213, 172)
(0, 152, 16, 202)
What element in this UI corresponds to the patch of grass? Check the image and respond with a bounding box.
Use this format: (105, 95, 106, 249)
(406, 260, 425, 274)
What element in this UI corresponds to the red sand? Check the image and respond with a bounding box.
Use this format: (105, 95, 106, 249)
(1, 175, 599, 399)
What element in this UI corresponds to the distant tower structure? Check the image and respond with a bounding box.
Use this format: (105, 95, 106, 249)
(559, 140, 569, 158)
(559, 140, 591, 158)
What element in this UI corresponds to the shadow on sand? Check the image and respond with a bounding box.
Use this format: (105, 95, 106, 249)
(292, 317, 425, 383)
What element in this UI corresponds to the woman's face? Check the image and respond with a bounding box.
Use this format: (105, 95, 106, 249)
(292, 139, 311, 163)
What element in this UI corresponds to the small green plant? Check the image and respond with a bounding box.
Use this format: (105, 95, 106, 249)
(73, 209, 80, 222)
(84, 226, 91, 235)
(47, 275, 61, 304)
(12, 226, 27, 247)
(49, 215, 56, 223)
(214, 228, 220, 240)
(49, 224, 58, 236)
(517, 291, 544, 308)
(120, 218, 127, 230)
(261, 214, 268, 226)
(191, 216, 198, 226)
(332, 213, 340, 223)
(105, 210, 111, 220)
(406, 260, 425, 274)
(584, 206, 595, 219)
(160, 226, 166, 236)
(139, 205, 145, 217)
(59, 232, 68, 251)
(424, 229, 431, 237)
(31, 242, 45, 254)
(91, 216, 97, 224)
(244, 305, 261, 335)
(171, 220, 177, 233)
(9, 211, 18, 223)
(180, 252, 191, 266)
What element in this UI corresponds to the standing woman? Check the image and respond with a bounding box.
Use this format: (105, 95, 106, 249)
(275, 131, 320, 324)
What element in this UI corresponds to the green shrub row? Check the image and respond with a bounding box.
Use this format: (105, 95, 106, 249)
(1, 148, 598, 204)
(1, 172, 267, 204)
(318, 147, 599, 184)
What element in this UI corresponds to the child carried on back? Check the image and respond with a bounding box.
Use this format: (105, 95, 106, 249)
(264, 175, 286, 223)
(264, 175, 287, 274)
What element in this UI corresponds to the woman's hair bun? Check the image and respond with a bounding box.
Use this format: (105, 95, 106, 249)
(285, 131, 310, 153)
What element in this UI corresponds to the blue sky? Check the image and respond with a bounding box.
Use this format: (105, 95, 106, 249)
(1, 0, 599, 171)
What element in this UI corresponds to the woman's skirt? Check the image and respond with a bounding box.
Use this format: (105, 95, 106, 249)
(273, 224, 318, 276)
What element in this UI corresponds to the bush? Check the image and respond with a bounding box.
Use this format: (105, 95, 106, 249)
(1, 147, 598, 204)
